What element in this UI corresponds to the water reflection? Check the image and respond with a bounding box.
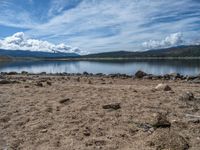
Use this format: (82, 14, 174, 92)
(0, 59, 200, 75)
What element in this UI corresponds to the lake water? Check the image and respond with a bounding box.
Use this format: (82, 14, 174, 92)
(0, 59, 200, 75)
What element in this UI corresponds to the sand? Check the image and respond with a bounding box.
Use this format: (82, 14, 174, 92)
(0, 74, 200, 150)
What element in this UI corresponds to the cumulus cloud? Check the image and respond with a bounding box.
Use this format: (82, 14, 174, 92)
(0, 32, 81, 54)
(0, 0, 199, 53)
(142, 33, 184, 49)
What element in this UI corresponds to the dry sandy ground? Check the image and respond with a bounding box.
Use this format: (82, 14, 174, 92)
(0, 75, 200, 150)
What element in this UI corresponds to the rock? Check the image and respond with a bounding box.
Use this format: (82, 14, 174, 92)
(143, 75, 152, 79)
(155, 83, 172, 91)
(137, 123, 153, 132)
(21, 71, 28, 75)
(169, 73, 181, 79)
(186, 75, 198, 81)
(36, 82, 43, 87)
(59, 98, 70, 104)
(83, 127, 91, 136)
(46, 81, 52, 86)
(45, 107, 53, 113)
(0, 79, 15, 84)
(190, 78, 200, 84)
(152, 113, 171, 128)
(95, 73, 104, 77)
(163, 74, 170, 80)
(83, 72, 89, 75)
(135, 70, 147, 78)
(148, 129, 189, 150)
(76, 77, 80, 82)
(39, 72, 46, 75)
(88, 80, 92, 84)
(102, 103, 121, 110)
(7, 72, 18, 75)
(109, 74, 119, 78)
(179, 92, 195, 101)
(41, 129, 48, 133)
(0, 115, 10, 123)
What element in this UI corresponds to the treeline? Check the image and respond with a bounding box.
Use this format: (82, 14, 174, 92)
(82, 45, 200, 58)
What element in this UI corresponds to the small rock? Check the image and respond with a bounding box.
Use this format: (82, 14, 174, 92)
(137, 123, 153, 132)
(88, 80, 92, 84)
(0, 115, 10, 123)
(21, 71, 28, 75)
(163, 74, 170, 80)
(83, 127, 91, 136)
(190, 78, 200, 84)
(143, 75, 152, 79)
(102, 103, 121, 110)
(152, 113, 171, 128)
(7, 72, 18, 75)
(186, 75, 198, 81)
(135, 70, 147, 78)
(169, 73, 181, 79)
(0, 79, 14, 84)
(36, 82, 43, 87)
(40, 72, 46, 75)
(59, 98, 70, 104)
(76, 77, 80, 82)
(41, 129, 48, 133)
(149, 129, 189, 150)
(46, 81, 52, 86)
(83, 72, 89, 75)
(155, 83, 172, 91)
(179, 91, 195, 101)
(45, 107, 53, 113)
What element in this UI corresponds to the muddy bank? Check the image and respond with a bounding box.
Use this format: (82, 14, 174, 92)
(0, 73, 200, 150)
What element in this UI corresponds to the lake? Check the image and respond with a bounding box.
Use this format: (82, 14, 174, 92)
(0, 59, 200, 75)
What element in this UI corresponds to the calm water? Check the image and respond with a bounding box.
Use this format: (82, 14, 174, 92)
(0, 59, 200, 75)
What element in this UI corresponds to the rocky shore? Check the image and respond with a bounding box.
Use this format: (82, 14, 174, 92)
(1, 70, 200, 82)
(0, 71, 200, 150)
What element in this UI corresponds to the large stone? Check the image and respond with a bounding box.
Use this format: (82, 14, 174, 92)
(148, 129, 189, 150)
(179, 92, 195, 101)
(135, 70, 147, 78)
(21, 71, 28, 75)
(59, 98, 70, 104)
(152, 113, 171, 128)
(169, 73, 181, 80)
(0, 79, 16, 84)
(7, 72, 18, 75)
(155, 83, 172, 91)
(102, 103, 121, 110)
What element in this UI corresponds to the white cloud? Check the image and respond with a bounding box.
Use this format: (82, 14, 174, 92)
(0, 32, 82, 54)
(142, 33, 184, 49)
(0, 0, 199, 53)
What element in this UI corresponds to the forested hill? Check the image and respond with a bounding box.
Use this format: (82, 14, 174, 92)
(83, 45, 200, 58)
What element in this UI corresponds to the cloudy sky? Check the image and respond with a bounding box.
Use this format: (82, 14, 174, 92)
(0, 0, 200, 54)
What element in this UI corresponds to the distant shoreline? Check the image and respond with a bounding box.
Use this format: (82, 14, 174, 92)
(1, 56, 200, 62)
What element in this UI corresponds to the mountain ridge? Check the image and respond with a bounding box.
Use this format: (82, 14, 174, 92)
(0, 49, 79, 59)
(83, 45, 200, 58)
(0, 45, 200, 60)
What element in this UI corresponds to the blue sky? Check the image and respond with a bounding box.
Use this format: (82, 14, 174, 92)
(0, 0, 200, 54)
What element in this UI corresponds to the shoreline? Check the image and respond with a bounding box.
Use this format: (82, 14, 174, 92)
(1, 71, 200, 81)
(1, 56, 200, 62)
(0, 72, 200, 149)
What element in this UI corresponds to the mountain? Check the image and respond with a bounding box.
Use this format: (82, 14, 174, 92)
(0, 49, 79, 58)
(83, 45, 200, 58)
(0, 45, 200, 60)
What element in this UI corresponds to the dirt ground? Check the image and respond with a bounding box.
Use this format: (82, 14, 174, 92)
(0, 75, 200, 150)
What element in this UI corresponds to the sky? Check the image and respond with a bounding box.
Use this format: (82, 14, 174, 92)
(0, 0, 200, 54)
